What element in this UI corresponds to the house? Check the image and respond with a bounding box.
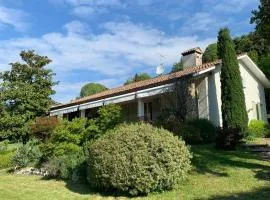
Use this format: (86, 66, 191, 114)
(50, 47, 270, 127)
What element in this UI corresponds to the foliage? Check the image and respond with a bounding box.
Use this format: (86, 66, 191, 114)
(247, 120, 270, 139)
(0, 150, 15, 169)
(218, 28, 248, 134)
(215, 127, 241, 150)
(171, 59, 184, 73)
(0, 50, 57, 143)
(86, 123, 192, 196)
(30, 116, 60, 142)
(97, 104, 122, 133)
(177, 123, 202, 144)
(159, 76, 197, 123)
(44, 149, 86, 181)
(0, 140, 9, 153)
(12, 139, 42, 169)
(189, 119, 217, 143)
(124, 73, 151, 85)
(251, 0, 270, 46)
(202, 43, 218, 63)
(79, 83, 107, 98)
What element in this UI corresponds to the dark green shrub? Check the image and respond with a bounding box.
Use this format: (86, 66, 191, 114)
(177, 123, 202, 144)
(216, 127, 240, 150)
(97, 104, 122, 132)
(30, 116, 59, 142)
(44, 149, 86, 181)
(188, 119, 216, 143)
(12, 139, 42, 169)
(86, 123, 192, 196)
(247, 120, 270, 139)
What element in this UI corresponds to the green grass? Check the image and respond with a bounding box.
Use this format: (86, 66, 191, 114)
(0, 145, 269, 200)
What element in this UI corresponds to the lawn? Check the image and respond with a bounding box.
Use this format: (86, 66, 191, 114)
(0, 145, 269, 200)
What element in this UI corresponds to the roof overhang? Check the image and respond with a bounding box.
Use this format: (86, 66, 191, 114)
(50, 83, 173, 116)
(238, 54, 270, 88)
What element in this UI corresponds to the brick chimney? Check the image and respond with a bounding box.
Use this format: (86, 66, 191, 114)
(181, 47, 203, 68)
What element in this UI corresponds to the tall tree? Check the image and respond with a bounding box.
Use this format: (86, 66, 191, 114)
(0, 50, 57, 142)
(124, 73, 151, 85)
(79, 83, 107, 98)
(218, 28, 248, 132)
(171, 58, 184, 73)
(202, 43, 218, 63)
(251, 0, 270, 46)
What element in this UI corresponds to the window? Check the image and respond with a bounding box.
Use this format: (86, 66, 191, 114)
(144, 102, 152, 122)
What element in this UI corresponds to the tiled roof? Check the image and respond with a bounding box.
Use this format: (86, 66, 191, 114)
(51, 58, 224, 110)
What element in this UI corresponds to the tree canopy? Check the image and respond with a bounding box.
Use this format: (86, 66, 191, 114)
(202, 43, 218, 63)
(218, 28, 248, 132)
(171, 59, 184, 73)
(124, 73, 151, 85)
(251, 0, 270, 46)
(0, 50, 57, 142)
(79, 83, 108, 98)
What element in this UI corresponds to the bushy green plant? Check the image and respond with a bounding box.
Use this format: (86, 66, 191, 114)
(0, 140, 9, 153)
(12, 139, 42, 169)
(176, 123, 202, 144)
(86, 123, 192, 196)
(44, 149, 86, 181)
(97, 104, 122, 132)
(247, 120, 270, 139)
(30, 116, 59, 142)
(0, 150, 16, 169)
(189, 119, 217, 143)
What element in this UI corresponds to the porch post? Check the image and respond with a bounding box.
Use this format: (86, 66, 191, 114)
(80, 109, 86, 118)
(137, 98, 144, 121)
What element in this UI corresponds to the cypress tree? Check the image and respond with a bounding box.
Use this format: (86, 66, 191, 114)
(217, 28, 248, 132)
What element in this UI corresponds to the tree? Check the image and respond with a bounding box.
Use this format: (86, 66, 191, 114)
(251, 0, 270, 46)
(217, 28, 248, 133)
(202, 43, 218, 63)
(79, 83, 107, 98)
(0, 50, 57, 142)
(171, 59, 183, 73)
(124, 73, 151, 85)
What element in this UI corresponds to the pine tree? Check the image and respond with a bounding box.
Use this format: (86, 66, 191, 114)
(217, 28, 248, 132)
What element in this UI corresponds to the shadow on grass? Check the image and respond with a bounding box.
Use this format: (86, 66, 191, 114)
(191, 144, 270, 181)
(197, 187, 270, 200)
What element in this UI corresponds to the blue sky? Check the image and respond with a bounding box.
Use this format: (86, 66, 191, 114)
(0, 0, 259, 103)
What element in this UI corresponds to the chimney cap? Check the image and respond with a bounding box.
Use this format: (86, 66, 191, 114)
(181, 47, 202, 56)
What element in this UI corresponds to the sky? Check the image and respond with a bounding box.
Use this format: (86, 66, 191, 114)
(0, 0, 259, 103)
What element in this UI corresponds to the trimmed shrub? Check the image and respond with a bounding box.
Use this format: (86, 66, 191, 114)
(86, 123, 192, 196)
(188, 119, 216, 143)
(12, 139, 42, 169)
(177, 123, 202, 144)
(216, 127, 240, 150)
(97, 104, 122, 133)
(0, 140, 9, 153)
(30, 116, 59, 142)
(247, 120, 270, 139)
(44, 149, 86, 181)
(0, 150, 15, 169)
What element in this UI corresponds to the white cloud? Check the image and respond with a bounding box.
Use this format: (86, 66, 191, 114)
(0, 20, 215, 102)
(63, 20, 90, 34)
(0, 6, 28, 31)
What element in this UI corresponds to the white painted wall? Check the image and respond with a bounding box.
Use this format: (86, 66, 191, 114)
(207, 62, 268, 127)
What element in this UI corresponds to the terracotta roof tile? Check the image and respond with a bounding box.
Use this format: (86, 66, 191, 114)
(51, 59, 225, 110)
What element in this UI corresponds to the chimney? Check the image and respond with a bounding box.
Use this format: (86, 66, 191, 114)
(181, 47, 202, 68)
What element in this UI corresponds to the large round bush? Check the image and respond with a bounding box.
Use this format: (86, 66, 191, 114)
(86, 123, 192, 196)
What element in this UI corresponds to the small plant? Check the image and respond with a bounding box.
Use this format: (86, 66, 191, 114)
(12, 139, 42, 169)
(43, 149, 86, 181)
(86, 123, 192, 196)
(188, 119, 217, 143)
(247, 120, 270, 139)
